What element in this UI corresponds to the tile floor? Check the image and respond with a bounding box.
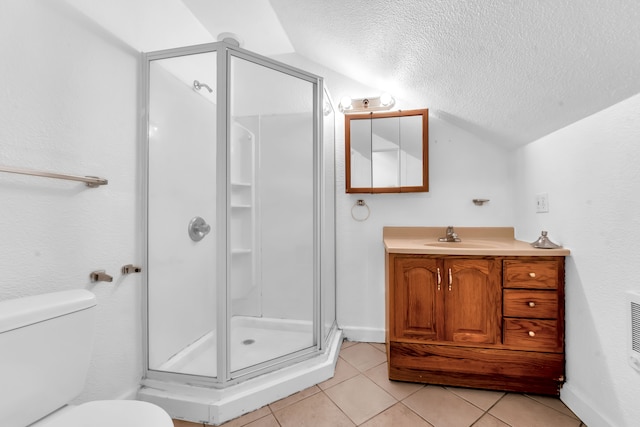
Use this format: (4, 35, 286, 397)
(173, 341, 586, 427)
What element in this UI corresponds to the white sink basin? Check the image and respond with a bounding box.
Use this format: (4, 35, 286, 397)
(422, 241, 503, 249)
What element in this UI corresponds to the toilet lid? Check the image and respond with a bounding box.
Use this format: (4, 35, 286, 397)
(36, 400, 173, 427)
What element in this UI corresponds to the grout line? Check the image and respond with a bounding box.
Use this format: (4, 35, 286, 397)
(320, 387, 359, 426)
(474, 392, 516, 427)
(443, 386, 505, 413)
(523, 393, 580, 420)
(486, 391, 508, 413)
(269, 405, 283, 427)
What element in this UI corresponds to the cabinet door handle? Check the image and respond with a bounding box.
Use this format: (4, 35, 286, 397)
(528, 331, 536, 337)
(448, 268, 452, 291)
(529, 272, 536, 278)
(436, 268, 441, 291)
(528, 301, 536, 307)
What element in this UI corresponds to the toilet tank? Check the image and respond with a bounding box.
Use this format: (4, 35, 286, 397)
(0, 290, 97, 427)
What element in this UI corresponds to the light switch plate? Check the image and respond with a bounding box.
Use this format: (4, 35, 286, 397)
(536, 193, 549, 213)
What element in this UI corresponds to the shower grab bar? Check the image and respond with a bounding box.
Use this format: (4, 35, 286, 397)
(0, 165, 108, 187)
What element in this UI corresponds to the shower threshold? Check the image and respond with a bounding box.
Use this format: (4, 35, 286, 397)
(139, 326, 343, 425)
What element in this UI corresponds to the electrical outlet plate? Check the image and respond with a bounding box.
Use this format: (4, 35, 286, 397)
(536, 193, 549, 213)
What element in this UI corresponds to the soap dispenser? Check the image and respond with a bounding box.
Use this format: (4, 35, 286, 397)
(531, 231, 561, 249)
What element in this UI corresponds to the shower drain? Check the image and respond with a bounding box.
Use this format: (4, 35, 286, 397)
(242, 339, 255, 345)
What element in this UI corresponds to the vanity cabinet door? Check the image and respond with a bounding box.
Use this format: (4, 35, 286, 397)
(390, 256, 501, 344)
(444, 259, 502, 344)
(391, 256, 444, 341)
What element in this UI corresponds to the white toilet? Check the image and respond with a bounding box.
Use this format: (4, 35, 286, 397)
(0, 289, 173, 427)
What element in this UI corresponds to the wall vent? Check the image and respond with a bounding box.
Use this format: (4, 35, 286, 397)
(628, 291, 640, 372)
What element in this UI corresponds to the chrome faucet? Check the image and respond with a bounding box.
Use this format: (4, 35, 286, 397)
(438, 226, 461, 242)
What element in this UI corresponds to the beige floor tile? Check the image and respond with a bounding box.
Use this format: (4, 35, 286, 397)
(360, 402, 434, 427)
(218, 406, 271, 427)
(472, 413, 511, 427)
(445, 386, 505, 410)
(174, 420, 204, 427)
(489, 393, 581, 427)
(272, 392, 355, 427)
(403, 385, 484, 427)
(525, 394, 580, 419)
(339, 342, 387, 372)
(243, 414, 280, 427)
(370, 342, 387, 353)
(318, 356, 360, 390)
(268, 385, 321, 412)
(365, 362, 424, 400)
(324, 374, 397, 425)
(341, 339, 358, 350)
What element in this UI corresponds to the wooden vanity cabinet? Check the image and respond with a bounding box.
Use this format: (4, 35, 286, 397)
(386, 254, 566, 395)
(392, 257, 501, 344)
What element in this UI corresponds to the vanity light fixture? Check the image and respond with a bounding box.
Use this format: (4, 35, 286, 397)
(339, 93, 395, 113)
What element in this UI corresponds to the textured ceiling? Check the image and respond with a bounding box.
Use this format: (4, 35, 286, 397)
(269, 0, 640, 147)
(65, 0, 640, 148)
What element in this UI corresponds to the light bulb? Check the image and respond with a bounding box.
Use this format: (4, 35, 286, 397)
(379, 92, 393, 106)
(340, 96, 352, 110)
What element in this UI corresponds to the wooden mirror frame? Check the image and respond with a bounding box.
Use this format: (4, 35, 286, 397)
(345, 108, 428, 193)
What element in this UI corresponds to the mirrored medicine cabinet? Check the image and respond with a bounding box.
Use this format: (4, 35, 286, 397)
(345, 108, 428, 193)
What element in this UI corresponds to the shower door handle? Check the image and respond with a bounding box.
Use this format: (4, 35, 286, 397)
(188, 216, 211, 242)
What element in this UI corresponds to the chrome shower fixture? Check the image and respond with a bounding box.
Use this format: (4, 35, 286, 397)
(193, 80, 213, 93)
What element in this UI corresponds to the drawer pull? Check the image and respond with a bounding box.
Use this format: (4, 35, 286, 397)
(529, 272, 536, 278)
(528, 301, 536, 307)
(528, 331, 536, 337)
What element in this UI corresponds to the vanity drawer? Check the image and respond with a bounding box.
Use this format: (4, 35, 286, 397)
(503, 260, 558, 289)
(503, 290, 558, 318)
(503, 319, 559, 351)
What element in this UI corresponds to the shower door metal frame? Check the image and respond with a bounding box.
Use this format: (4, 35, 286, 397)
(141, 41, 331, 388)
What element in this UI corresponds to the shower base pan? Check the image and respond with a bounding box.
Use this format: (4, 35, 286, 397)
(139, 324, 342, 425)
(157, 316, 317, 376)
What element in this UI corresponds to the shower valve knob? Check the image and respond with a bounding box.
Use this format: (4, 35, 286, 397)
(188, 216, 211, 242)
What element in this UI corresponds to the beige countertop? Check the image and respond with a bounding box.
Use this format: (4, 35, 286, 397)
(383, 226, 570, 256)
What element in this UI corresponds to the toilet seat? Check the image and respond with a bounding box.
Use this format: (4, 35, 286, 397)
(32, 400, 173, 427)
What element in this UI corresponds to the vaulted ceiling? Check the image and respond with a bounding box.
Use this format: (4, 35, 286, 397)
(65, 0, 640, 148)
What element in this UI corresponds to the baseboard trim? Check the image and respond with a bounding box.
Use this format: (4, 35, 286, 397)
(340, 325, 385, 343)
(561, 382, 616, 427)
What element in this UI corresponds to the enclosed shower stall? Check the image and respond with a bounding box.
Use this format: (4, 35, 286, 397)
(138, 41, 338, 424)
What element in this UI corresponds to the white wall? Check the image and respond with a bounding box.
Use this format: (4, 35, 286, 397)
(511, 93, 640, 427)
(0, 0, 140, 401)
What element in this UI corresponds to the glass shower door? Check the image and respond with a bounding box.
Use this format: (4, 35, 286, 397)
(228, 53, 317, 375)
(146, 51, 219, 378)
